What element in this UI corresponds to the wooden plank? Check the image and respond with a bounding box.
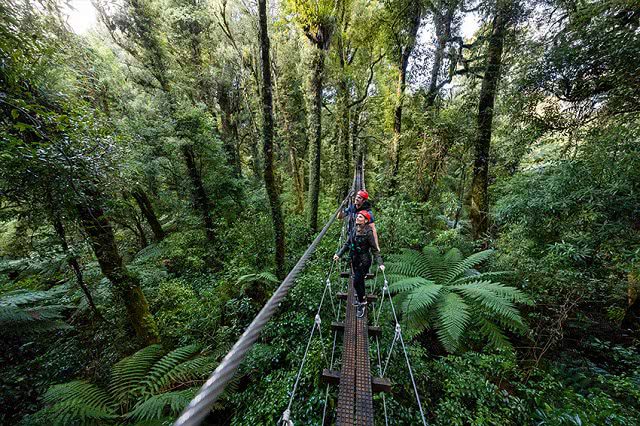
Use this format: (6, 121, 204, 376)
(321, 369, 340, 386)
(336, 279, 357, 425)
(355, 299, 373, 425)
(340, 271, 375, 280)
(371, 376, 393, 393)
(336, 292, 378, 303)
(331, 321, 381, 337)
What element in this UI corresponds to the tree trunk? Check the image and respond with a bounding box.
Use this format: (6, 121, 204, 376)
(52, 217, 102, 319)
(258, 0, 286, 279)
(181, 144, 216, 244)
(453, 165, 467, 229)
(470, 2, 509, 239)
(336, 40, 351, 202)
(306, 47, 325, 233)
(289, 145, 305, 213)
(623, 270, 639, 330)
(132, 188, 165, 242)
(76, 202, 158, 344)
(133, 214, 148, 248)
(389, 5, 422, 192)
(218, 85, 242, 178)
(426, 1, 456, 107)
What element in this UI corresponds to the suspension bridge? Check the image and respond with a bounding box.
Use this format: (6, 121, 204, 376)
(174, 163, 427, 425)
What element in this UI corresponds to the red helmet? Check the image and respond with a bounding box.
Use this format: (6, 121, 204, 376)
(356, 210, 371, 222)
(356, 190, 369, 200)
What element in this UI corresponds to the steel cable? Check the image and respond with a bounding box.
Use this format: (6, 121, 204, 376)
(174, 195, 351, 426)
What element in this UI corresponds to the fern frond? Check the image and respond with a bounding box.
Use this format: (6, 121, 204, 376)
(452, 271, 513, 285)
(382, 273, 412, 285)
(415, 247, 449, 282)
(142, 354, 215, 395)
(443, 248, 463, 265)
(402, 283, 442, 317)
(0, 287, 66, 306)
(140, 345, 201, 396)
(389, 277, 433, 294)
(109, 344, 164, 404)
(453, 281, 533, 304)
(386, 250, 423, 278)
(0, 304, 33, 323)
(127, 388, 196, 421)
(443, 249, 495, 283)
(40, 381, 118, 425)
(453, 282, 523, 325)
(237, 272, 279, 285)
(435, 292, 470, 352)
(477, 317, 512, 350)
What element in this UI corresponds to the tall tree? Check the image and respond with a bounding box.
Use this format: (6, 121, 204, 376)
(258, 0, 286, 279)
(388, 0, 423, 192)
(290, 0, 336, 232)
(97, 0, 218, 244)
(426, 0, 459, 107)
(470, 0, 513, 239)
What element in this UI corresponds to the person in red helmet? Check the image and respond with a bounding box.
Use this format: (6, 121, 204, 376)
(334, 210, 384, 318)
(338, 189, 379, 249)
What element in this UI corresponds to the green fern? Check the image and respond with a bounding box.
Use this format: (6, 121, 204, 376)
(0, 288, 71, 336)
(236, 271, 279, 285)
(387, 246, 532, 352)
(35, 344, 226, 424)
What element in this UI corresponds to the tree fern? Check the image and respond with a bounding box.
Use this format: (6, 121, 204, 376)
(386, 246, 531, 352)
(35, 344, 225, 424)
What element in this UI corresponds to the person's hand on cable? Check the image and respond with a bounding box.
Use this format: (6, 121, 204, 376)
(333, 254, 340, 262)
(379, 264, 385, 272)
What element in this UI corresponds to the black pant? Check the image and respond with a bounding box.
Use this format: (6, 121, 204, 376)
(352, 258, 371, 303)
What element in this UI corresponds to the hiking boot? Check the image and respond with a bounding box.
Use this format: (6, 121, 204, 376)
(357, 303, 366, 318)
(352, 299, 360, 306)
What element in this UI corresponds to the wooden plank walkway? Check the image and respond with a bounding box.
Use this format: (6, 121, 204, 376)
(335, 278, 374, 425)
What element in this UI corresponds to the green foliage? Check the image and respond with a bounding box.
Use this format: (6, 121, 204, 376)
(31, 344, 217, 425)
(0, 287, 71, 336)
(387, 246, 531, 352)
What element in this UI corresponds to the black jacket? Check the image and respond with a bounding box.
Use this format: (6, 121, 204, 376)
(336, 224, 383, 266)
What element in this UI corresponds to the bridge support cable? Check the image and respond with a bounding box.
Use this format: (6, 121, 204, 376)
(282, 196, 355, 425)
(367, 272, 390, 426)
(282, 258, 338, 422)
(379, 271, 428, 426)
(175, 194, 352, 426)
(322, 220, 349, 425)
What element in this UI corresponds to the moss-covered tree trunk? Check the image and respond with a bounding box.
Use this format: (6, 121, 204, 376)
(76, 202, 158, 344)
(132, 188, 165, 242)
(336, 39, 351, 203)
(181, 144, 216, 244)
(52, 216, 101, 319)
(258, 0, 286, 279)
(470, 2, 509, 239)
(306, 47, 325, 233)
